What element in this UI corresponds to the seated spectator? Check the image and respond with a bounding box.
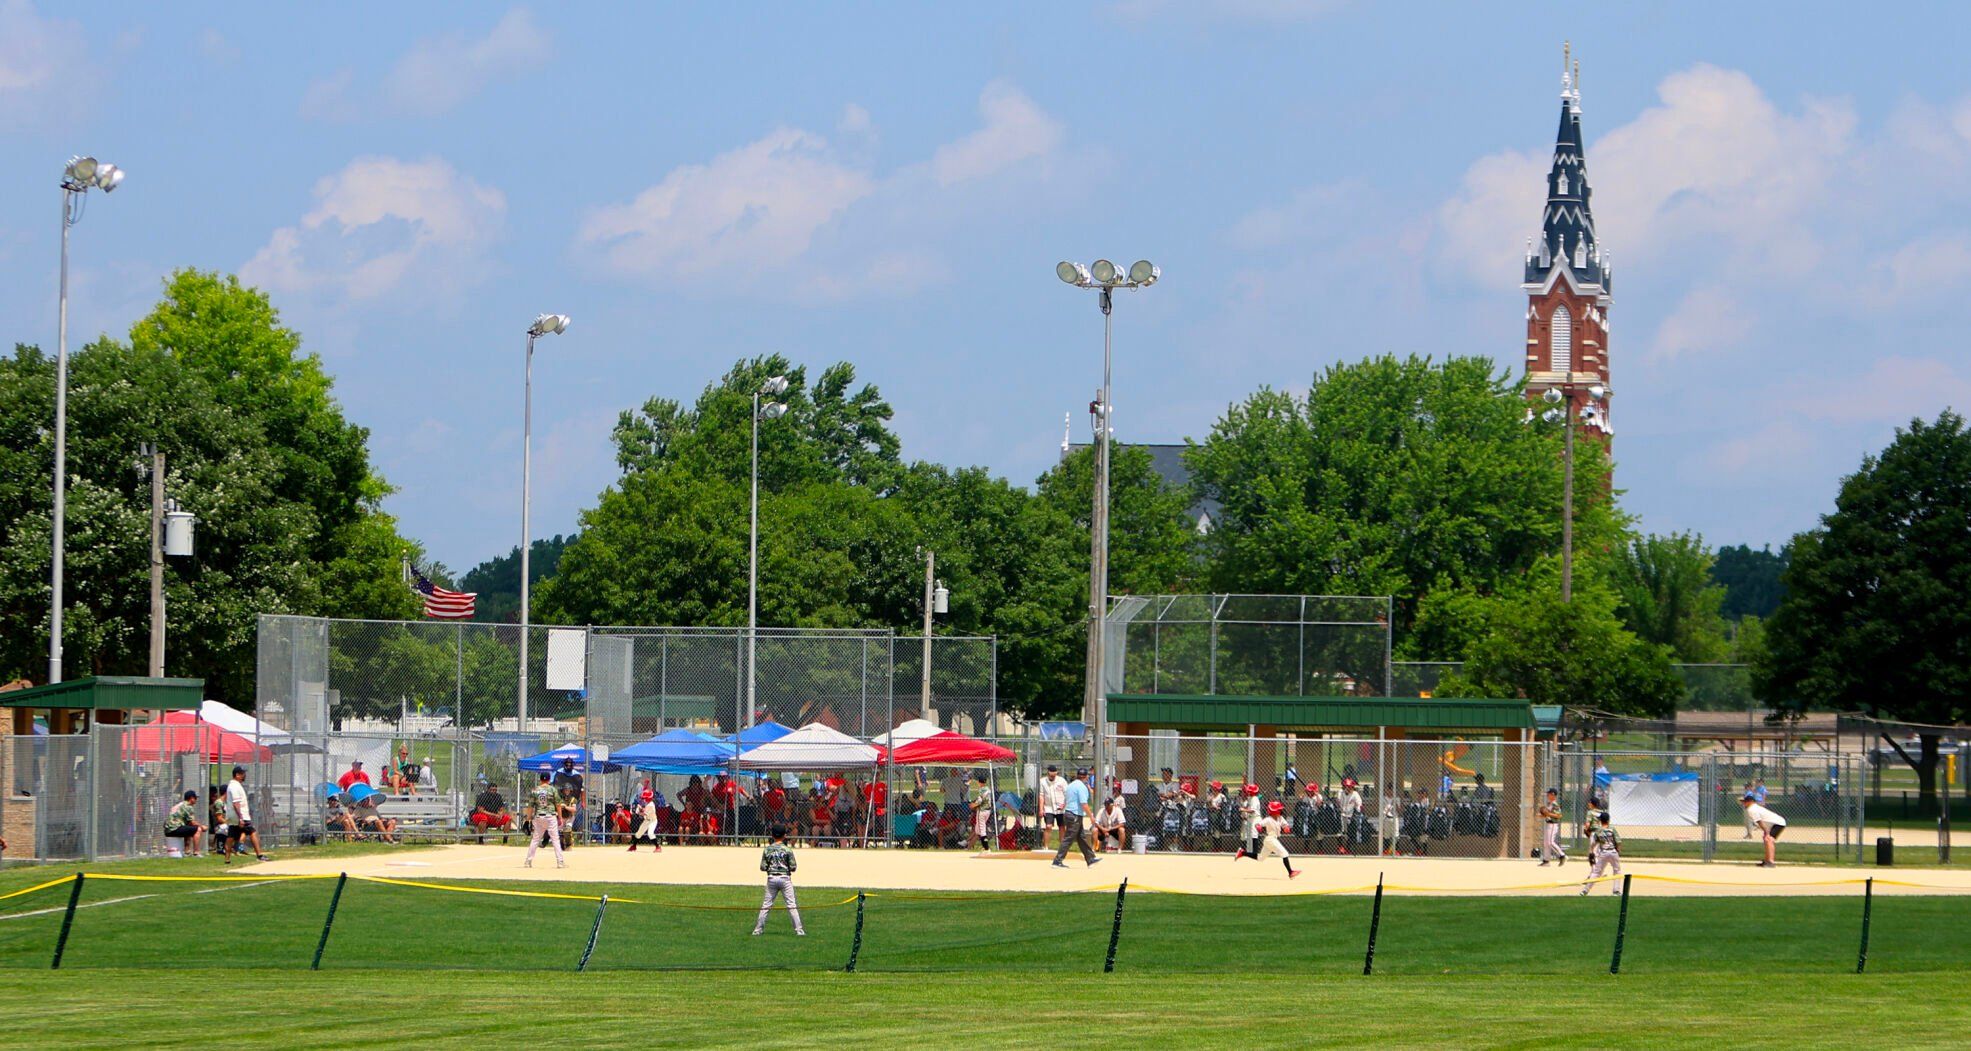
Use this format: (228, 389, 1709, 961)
(165, 789, 206, 856)
(336, 760, 372, 792)
(1094, 795, 1128, 852)
(470, 780, 514, 843)
(394, 746, 418, 795)
(323, 797, 358, 840)
(355, 800, 398, 843)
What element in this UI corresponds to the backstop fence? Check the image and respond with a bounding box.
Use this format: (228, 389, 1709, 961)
(1106, 595, 1393, 698)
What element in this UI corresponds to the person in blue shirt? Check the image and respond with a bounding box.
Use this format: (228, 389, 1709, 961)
(1051, 767, 1101, 869)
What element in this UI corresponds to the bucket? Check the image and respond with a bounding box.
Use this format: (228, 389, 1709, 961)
(164, 841, 183, 858)
(1132, 834, 1149, 854)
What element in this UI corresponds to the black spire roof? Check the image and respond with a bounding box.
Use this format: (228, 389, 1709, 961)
(1523, 51, 1610, 292)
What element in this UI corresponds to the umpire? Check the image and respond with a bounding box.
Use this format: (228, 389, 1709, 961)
(1051, 767, 1101, 869)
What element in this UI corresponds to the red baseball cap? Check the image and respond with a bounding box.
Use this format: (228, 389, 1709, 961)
(1266, 800, 1284, 815)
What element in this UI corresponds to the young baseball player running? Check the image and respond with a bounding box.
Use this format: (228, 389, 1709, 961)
(1232, 783, 1263, 860)
(1537, 787, 1567, 866)
(1252, 800, 1301, 878)
(753, 825, 805, 936)
(1579, 811, 1621, 895)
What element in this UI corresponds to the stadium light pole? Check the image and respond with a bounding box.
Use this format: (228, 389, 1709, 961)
(1056, 258, 1158, 791)
(519, 312, 570, 731)
(749, 376, 789, 727)
(49, 156, 124, 684)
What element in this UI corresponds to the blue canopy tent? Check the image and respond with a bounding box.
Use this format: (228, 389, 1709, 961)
(614, 729, 735, 775)
(728, 719, 795, 749)
(516, 744, 623, 773)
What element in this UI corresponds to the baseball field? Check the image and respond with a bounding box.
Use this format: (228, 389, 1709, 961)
(3, 844, 1969, 1049)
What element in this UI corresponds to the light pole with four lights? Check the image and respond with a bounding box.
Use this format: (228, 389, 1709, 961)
(519, 312, 570, 730)
(1056, 258, 1158, 790)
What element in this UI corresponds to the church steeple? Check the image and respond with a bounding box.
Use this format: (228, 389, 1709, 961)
(1523, 42, 1613, 441)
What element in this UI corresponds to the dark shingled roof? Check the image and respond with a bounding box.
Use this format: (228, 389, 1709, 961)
(1065, 441, 1221, 527)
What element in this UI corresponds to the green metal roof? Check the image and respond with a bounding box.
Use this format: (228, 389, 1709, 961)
(0, 676, 205, 711)
(1107, 693, 1534, 731)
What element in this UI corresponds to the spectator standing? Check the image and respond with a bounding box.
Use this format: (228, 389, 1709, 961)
(221, 766, 269, 863)
(524, 771, 566, 869)
(1338, 781, 1364, 855)
(470, 781, 513, 843)
(1038, 766, 1069, 852)
(1741, 793, 1787, 867)
(1472, 772, 1495, 802)
(752, 826, 805, 936)
(940, 770, 966, 822)
(969, 773, 994, 851)
(336, 760, 371, 793)
(1050, 768, 1100, 868)
(165, 789, 205, 856)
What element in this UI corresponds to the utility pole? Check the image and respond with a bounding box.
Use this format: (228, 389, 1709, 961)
(147, 446, 166, 676)
(920, 549, 935, 719)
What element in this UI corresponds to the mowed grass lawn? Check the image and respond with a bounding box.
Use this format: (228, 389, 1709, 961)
(1, 851, 1968, 1048)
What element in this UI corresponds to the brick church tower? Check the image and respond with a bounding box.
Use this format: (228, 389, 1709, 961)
(1523, 45, 1612, 441)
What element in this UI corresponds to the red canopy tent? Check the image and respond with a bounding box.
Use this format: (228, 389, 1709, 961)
(873, 719, 1017, 765)
(120, 710, 274, 763)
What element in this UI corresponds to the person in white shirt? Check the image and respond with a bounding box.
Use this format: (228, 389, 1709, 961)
(1251, 800, 1300, 878)
(1338, 783, 1364, 855)
(419, 758, 436, 791)
(1741, 793, 1788, 867)
(1038, 766, 1068, 852)
(221, 765, 269, 863)
(1093, 795, 1129, 852)
(1233, 783, 1263, 860)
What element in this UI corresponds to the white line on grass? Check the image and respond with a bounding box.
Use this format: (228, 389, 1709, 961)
(0, 877, 281, 921)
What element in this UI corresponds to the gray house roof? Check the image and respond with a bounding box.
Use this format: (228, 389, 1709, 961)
(1064, 441, 1221, 531)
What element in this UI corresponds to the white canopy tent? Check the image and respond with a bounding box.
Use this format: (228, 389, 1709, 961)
(200, 699, 321, 753)
(735, 722, 880, 772)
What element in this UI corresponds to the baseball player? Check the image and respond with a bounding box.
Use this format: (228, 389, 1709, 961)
(1252, 800, 1301, 879)
(1537, 787, 1567, 866)
(752, 825, 805, 936)
(524, 771, 566, 869)
(1579, 810, 1621, 895)
(1232, 782, 1262, 860)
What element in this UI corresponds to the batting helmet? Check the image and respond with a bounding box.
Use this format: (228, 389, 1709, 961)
(1243, 783, 1259, 795)
(1267, 800, 1284, 815)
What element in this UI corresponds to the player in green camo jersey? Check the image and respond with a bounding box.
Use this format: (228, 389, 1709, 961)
(1579, 811, 1621, 896)
(753, 825, 806, 936)
(524, 771, 565, 869)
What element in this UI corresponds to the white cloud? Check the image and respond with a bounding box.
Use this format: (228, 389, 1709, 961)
(241, 156, 506, 302)
(1854, 233, 1971, 309)
(576, 81, 1071, 298)
(303, 7, 549, 121)
(1704, 420, 1816, 478)
(1649, 288, 1754, 362)
(0, 0, 90, 127)
(576, 128, 875, 280)
(929, 81, 1063, 186)
(1228, 179, 1366, 250)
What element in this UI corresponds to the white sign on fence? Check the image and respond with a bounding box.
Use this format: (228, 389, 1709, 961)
(545, 628, 588, 691)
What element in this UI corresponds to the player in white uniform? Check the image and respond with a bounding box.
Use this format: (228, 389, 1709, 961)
(1232, 783, 1263, 860)
(1251, 800, 1300, 879)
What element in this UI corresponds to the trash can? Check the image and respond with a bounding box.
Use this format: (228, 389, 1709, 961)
(1132, 834, 1150, 855)
(1876, 837, 1893, 866)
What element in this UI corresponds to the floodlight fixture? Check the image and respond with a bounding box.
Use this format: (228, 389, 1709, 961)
(1057, 261, 1092, 286)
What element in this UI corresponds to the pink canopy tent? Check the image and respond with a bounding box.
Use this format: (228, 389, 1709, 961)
(120, 710, 274, 764)
(873, 718, 1016, 765)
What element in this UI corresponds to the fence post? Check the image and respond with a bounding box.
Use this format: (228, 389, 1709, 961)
(844, 891, 866, 973)
(1362, 873, 1384, 976)
(577, 894, 609, 972)
(1103, 878, 1129, 973)
(49, 873, 85, 970)
(1609, 873, 1633, 974)
(1856, 877, 1873, 974)
(310, 872, 349, 970)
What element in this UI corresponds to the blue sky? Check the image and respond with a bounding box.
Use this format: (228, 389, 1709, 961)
(6, 3, 1970, 572)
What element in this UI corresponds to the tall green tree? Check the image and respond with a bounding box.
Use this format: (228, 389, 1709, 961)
(1189, 354, 1615, 643)
(0, 273, 421, 703)
(1608, 532, 1731, 662)
(1711, 543, 1789, 620)
(457, 534, 572, 623)
(1755, 411, 1971, 799)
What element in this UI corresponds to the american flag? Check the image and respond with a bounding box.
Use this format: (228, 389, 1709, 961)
(403, 560, 476, 619)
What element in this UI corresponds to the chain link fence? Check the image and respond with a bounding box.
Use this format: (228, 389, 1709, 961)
(1108, 595, 1393, 697)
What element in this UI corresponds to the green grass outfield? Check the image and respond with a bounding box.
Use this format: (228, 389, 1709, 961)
(4, 969, 1970, 1050)
(2, 852, 1967, 1048)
